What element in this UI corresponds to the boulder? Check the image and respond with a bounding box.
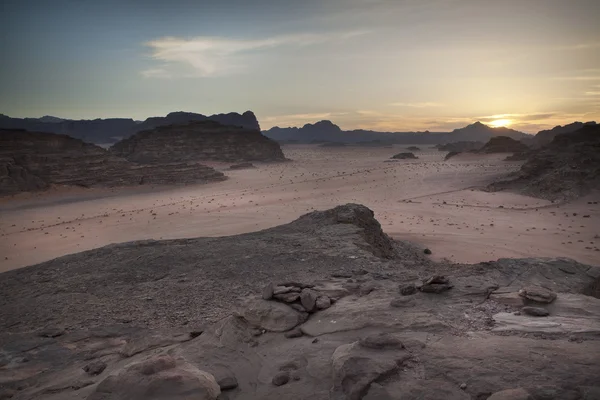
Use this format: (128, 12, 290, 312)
(399, 284, 417, 296)
(519, 286, 557, 304)
(83, 360, 107, 376)
(272, 371, 290, 386)
(262, 282, 274, 300)
(241, 299, 304, 332)
(391, 152, 418, 160)
(316, 296, 332, 310)
(300, 289, 318, 312)
(88, 355, 220, 400)
(273, 292, 300, 303)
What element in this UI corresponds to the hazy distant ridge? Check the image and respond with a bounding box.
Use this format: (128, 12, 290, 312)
(263, 120, 531, 144)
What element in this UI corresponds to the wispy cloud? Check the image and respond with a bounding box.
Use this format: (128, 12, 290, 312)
(142, 31, 368, 78)
(389, 102, 445, 108)
(140, 68, 172, 79)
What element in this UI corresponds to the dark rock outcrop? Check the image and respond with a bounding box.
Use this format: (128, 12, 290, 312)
(488, 125, 600, 200)
(437, 141, 484, 153)
(527, 121, 597, 148)
(0, 129, 225, 195)
(444, 151, 460, 160)
(110, 121, 285, 163)
(391, 152, 418, 160)
(478, 136, 530, 153)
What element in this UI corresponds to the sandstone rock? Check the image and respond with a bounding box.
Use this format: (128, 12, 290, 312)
(359, 282, 379, 296)
(0, 129, 226, 195)
(331, 342, 409, 400)
(300, 289, 318, 312)
(518, 286, 557, 304)
(290, 304, 307, 313)
(273, 286, 294, 295)
(399, 284, 417, 296)
(424, 275, 449, 285)
(521, 306, 550, 317)
(284, 328, 303, 338)
(359, 333, 404, 350)
(88, 355, 220, 400)
(217, 375, 238, 391)
(242, 299, 304, 332)
(262, 283, 274, 300)
(83, 360, 107, 376)
(316, 296, 332, 310)
(273, 292, 300, 303)
(110, 121, 286, 163)
(486, 388, 531, 400)
(421, 276, 452, 293)
(272, 371, 290, 386)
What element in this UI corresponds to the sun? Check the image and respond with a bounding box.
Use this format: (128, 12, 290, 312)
(489, 119, 512, 128)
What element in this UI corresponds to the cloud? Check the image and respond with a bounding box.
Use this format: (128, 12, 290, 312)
(477, 113, 557, 123)
(140, 68, 172, 79)
(143, 31, 368, 78)
(389, 102, 445, 108)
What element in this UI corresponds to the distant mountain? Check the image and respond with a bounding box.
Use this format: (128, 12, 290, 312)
(263, 120, 530, 144)
(445, 121, 529, 142)
(0, 111, 260, 145)
(528, 121, 597, 148)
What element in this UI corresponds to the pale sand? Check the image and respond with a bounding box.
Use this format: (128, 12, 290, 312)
(1, 145, 599, 272)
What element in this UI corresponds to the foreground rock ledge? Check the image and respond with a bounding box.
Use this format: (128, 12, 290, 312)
(0, 204, 599, 400)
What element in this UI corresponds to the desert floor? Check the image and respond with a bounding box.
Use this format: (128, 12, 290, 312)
(1, 145, 599, 272)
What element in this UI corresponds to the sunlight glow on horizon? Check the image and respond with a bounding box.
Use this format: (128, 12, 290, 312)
(489, 119, 513, 128)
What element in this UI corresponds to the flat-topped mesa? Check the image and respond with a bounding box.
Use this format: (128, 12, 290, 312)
(0, 129, 225, 195)
(478, 136, 530, 153)
(110, 120, 286, 163)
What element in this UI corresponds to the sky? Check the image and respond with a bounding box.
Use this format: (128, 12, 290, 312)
(1, 0, 599, 133)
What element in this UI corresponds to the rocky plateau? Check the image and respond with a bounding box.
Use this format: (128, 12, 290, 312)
(0, 204, 599, 400)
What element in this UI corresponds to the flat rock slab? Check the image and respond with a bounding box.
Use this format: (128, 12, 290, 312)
(300, 295, 448, 337)
(493, 293, 600, 336)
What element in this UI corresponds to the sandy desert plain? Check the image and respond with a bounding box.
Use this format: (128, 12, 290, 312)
(1, 144, 598, 272)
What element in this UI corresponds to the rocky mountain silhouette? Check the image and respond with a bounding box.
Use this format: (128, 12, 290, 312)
(263, 120, 530, 144)
(0, 111, 260, 145)
(526, 121, 598, 148)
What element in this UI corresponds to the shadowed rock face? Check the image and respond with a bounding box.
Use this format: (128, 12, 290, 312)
(390, 152, 418, 160)
(530, 121, 597, 148)
(489, 125, 600, 200)
(0, 129, 225, 195)
(478, 136, 530, 153)
(436, 141, 484, 153)
(1, 204, 599, 400)
(110, 121, 286, 163)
